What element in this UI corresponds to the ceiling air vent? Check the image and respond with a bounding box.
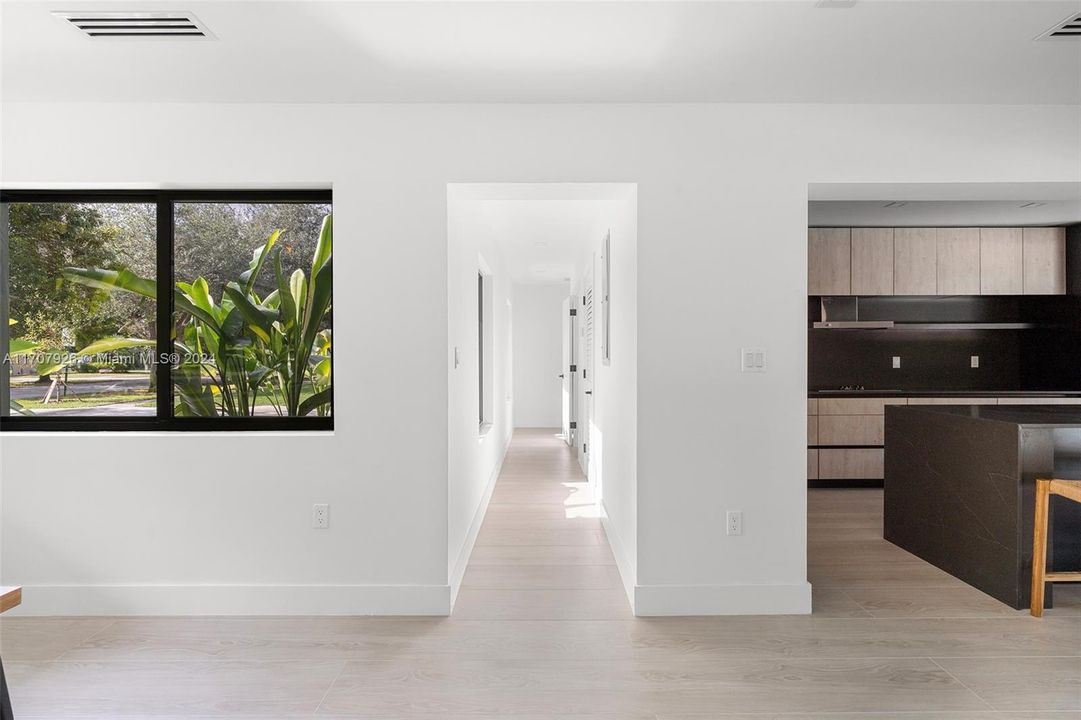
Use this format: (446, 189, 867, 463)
(53, 11, 213, 39)
(1038, 12, 1081, 39)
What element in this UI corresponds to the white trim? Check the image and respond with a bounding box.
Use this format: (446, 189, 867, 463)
(633, 582, 812, 616)
(449, 433, 510, 608)
(7, 584, 453, 616)
(599, 500, 635, 612)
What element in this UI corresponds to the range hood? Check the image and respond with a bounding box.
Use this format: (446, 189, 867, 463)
(811, 296, 1041, 330)
(813, 320, 894, 329)
(813, 297, 893, 329)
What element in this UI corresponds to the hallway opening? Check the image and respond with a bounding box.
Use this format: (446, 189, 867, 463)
(446, 183, 638, 613)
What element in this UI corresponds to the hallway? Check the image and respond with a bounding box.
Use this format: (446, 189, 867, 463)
(453, 428, 631, 620)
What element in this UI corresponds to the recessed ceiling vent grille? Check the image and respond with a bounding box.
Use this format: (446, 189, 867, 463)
(1038, 13, 1081, 39)
(53, 11, 213, 39)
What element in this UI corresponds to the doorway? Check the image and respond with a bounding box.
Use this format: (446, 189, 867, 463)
(446, 182, 638, 613)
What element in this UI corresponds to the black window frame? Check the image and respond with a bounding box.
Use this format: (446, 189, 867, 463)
(0, 188, 334, 432)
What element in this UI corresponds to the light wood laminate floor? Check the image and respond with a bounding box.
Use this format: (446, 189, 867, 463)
(2, 428, 1079, 718)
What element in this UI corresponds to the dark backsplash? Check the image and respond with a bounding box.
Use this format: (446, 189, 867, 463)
(809, 296, 1081, 392)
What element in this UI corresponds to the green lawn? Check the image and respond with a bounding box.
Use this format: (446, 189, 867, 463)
(11, 372, 151, 386)
(14, 379, 325, 414)
(19, 391, 156, 410)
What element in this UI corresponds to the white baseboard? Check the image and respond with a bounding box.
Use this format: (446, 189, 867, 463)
(633, 581, 812, 616)
(599, 501, 635, 612)
(7, 584, 453, 616)
(448, 432, 511, 608)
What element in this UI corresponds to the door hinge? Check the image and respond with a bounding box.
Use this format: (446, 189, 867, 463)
(569, 421, 577, 429)
(582, 295, 586, 304)
(569, 308, 577, 316)
(569, 364, 577, 372)
(582, 369, 587, 380)
(583, 442, 588, 454)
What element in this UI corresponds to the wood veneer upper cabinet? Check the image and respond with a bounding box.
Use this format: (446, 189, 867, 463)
(936, 228, 980, 295)
(808, 228, 851, 295)
(1022, 227, 1066, 295)
(893, 228, 937, 295)
(851, 228, 894, 295)
(980, 228, 1023, 295)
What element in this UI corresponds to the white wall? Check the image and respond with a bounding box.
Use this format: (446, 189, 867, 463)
(1, 103, 1078, 615)
(446, 187, 514, 602)
(572, 191, 638, 605)
(512, 283, 568, 428)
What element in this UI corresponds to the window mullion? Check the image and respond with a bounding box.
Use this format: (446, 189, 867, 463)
(155, 198, 174, 422)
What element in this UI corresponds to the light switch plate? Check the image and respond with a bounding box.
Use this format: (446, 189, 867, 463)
(726, 510, 743, 536)
(971, 355, 980, 368)
(741, 348, 766, 373)
(892, 356, 901, 369)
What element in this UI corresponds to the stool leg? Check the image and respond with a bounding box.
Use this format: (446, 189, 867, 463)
(1032, 479, 1051, 617)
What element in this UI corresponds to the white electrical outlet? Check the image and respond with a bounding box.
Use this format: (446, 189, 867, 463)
(312, 503, 329, 529)
(892, 356, 901, 369)
(726, 510, 743, 536)
(971, 355, 980, 369)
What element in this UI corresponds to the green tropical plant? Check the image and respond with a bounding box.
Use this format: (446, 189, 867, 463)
(63, 214, 333, 418)
(7, 319, 37, 415)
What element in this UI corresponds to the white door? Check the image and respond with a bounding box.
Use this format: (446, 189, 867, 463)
(578, 280, 594, 474)
(560, 296, 573, 444)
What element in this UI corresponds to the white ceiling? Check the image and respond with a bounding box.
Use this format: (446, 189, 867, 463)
(809, 182, 1081, 225)
(2, 1, 1080, 104)
(810, 200, 1081, 226)
(481, 199, 614, 284)
(455, 183, 629, 284)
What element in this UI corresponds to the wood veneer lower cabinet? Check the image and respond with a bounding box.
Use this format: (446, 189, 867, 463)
(905, 397, 999, 405)
(819, 415, 884, 446)
(808, 395, 1081, 482)
(818, 397, 906, 415)
(819, 449, 883, 480)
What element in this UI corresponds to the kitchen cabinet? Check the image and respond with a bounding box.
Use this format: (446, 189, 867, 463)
(980, 228, 1024, 295)
(936, 228, 981, 295)
(850, 228, 894, 295)
(1023, 227, 1066, 295)
(807, 450, 819, 480)
(809, 226, 1068, 297)
(906, 397, 999, 405)
(819, 449, 883, 480)
(818, 397, 906, 415)
(807, 415, 819, 444)
(808, 228, 851, 295)
(819, 415, 884, 446)
(893, 228, 937, 295)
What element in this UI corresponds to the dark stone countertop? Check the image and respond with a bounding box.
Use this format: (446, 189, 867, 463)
(809, 389, 1081, 399)
(890, 403, 1081, 428)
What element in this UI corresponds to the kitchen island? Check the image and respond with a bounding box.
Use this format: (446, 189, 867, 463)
(884, 404, 1081, 610)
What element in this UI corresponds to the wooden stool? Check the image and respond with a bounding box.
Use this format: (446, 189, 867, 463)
(1031, 479, 1081, 617)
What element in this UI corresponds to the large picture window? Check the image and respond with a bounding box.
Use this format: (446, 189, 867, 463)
(1, 190, 332, 431)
